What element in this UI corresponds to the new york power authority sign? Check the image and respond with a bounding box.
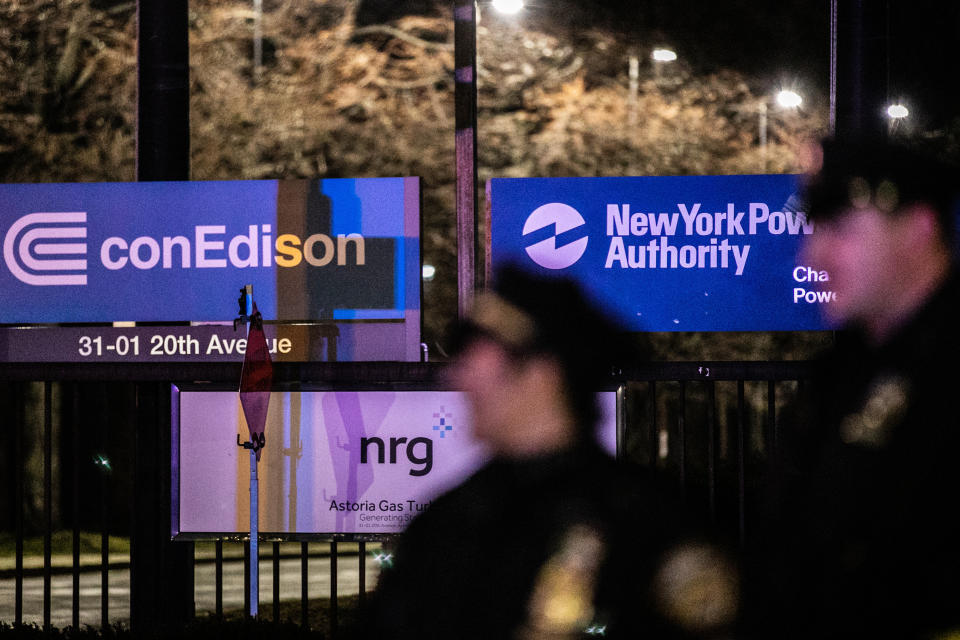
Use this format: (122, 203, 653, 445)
(490, 175, 834, 331)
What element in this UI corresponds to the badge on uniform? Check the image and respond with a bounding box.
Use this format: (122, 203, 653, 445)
(840, 374, 910, 449)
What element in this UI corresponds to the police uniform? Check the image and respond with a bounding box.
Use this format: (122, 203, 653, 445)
(360, 266, 738, 640)
(747, 273, 960, 639)
(363, 442, 734, 640)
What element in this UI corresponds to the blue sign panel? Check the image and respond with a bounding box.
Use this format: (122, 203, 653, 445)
(490, 175, 831, 331)
(1, 178, 420, 326)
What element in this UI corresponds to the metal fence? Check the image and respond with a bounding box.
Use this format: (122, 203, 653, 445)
(0, 361, 813, 636)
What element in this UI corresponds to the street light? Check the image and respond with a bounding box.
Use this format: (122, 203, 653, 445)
(776, 89, 803, 109)
(759, 88, 803, 172)
(648, 47, 677, 99)
(886, 103, 909, 119)
(652, 48, 678, 62)
(492, 0, 524, 14)
(886, 102, 909, 134)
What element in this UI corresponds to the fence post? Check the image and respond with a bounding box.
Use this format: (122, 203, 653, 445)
(131, 383, 194, 631)
(132, 0, 192, 629)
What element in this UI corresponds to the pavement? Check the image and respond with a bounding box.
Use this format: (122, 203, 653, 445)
(0, 542, 376, 578)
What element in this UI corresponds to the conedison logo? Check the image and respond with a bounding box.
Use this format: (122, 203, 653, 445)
(3, 212, 88, 285)
(3, 212, 368, 287)
(522, 202, 588, 269)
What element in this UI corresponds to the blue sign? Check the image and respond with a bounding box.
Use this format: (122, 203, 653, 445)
(1, 178, 420, 325)
(490, 175, 831, 331)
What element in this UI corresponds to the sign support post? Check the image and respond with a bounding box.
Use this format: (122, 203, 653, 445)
(249, 450, 258, 617)
(236, 284, 272, 618)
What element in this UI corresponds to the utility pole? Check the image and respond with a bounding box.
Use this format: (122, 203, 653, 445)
(832, 0, 888, 139)
(133, 0, 193, 632)
(454, 0, 479, 317)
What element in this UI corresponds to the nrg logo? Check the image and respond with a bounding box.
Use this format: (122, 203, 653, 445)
(358, 407, 455, 477)
(522, 202, 588, 270)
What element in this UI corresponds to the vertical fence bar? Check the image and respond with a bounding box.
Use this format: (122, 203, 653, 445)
(358, 541, 366, 609)
(43, 381, 53, 631)
(72, 384, 81, 629)
(678, 381, 687, 503)
(648, 381, 658, 469)
(100, 386, 110, 630)
(186, 538, 195, 621)
(14, 382, 23, 625)
(737, 380, 746, 548)
(215, 540, 223, 618)
(330, 540, 338, 639)
(273, 541, 280, 622)
(301, 541, 309, 628)
(707, 380, 717, 526)
(766, 380, 777, 461)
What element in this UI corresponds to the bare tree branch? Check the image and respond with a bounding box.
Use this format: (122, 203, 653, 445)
(352, 25, 454, 52)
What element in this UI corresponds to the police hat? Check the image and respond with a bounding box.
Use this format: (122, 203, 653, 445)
(803, 137, 959, 230)
(451, 263, 638, 430)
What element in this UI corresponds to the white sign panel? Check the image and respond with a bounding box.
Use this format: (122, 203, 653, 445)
(173, 389, 618, 536)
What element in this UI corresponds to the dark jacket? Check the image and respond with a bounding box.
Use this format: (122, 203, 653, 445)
(361, 443, 719, 640)
(745, 273, 960, 639)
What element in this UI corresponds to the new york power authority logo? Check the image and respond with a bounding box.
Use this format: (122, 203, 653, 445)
(3, 212, 88, 285)
(522, 202, 588, 270)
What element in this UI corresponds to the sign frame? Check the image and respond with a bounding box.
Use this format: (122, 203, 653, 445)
(170, 382, 625, 541)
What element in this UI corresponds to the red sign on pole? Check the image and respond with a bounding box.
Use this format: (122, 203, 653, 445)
(239, 303, 273, 461)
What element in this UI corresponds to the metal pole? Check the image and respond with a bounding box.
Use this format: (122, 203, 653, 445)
(133, 2, 194, 631)
(330, 540, 339, 639)
(272, 541, 280, 622)
(678, 380, 687, 503)
(358, 541, 367, 609)
(253, 0, 263, 84)
(301, 542, 309, 628)
(758, 101, 768, 173)
(72, 384, 80, 630)
(829, 0, 838, 135)
(455, 0, 479, 317)
(215, 540, 223, 618)
(136, 0, 189, 181)
(737, 380, 746, 549)
(43, 382, 52, 631)
(834, 0, 888, 139)
(707, 381, 717, 526)
(101, 386, 110, 630)
(249, 451, 259, 617)
(15, 383, 23, 625)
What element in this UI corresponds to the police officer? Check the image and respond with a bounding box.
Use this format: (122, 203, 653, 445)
(361, 265, 738, 640)
(744, 138, 960, 639)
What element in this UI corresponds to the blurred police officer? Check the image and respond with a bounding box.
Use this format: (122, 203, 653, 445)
(745, 138, 960, 639)
(363, 265, 738, 640)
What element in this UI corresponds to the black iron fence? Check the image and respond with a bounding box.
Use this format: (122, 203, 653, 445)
(1, 361, 813, 636)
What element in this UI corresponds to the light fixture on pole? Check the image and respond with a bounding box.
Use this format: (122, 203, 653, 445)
(759, 88, 803, 172)
(886, 103, 909, 119)
(886, 103, 909, 134)
(651, 48, 677, 62)
(776, 89, 803, 109)
(492, 0, 523, 14)
(650, 47, 677, 87)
